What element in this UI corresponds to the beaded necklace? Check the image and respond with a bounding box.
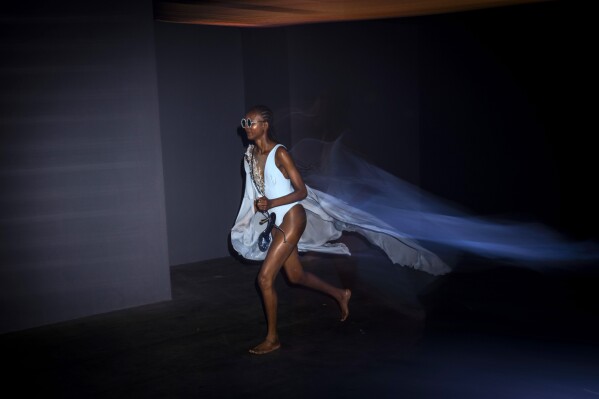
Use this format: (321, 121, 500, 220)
(246, 144, 265, 196)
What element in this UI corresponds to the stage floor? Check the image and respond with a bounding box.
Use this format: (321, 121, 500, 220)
(3, 249, 599, 398)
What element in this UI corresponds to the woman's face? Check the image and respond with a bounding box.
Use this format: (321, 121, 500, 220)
(243, 111, 268, 140)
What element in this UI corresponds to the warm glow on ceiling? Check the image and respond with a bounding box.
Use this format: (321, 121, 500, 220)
(155, 0, 548, 27)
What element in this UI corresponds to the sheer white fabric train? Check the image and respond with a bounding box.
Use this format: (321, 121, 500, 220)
(230, 143, 451, 276)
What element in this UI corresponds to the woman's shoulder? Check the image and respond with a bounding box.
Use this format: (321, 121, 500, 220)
(272, 144, 289, 160)
(272, 143, 287, 154)
(274, 144, 297, 167)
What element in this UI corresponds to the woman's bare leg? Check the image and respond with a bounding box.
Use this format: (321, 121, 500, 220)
(250, 205, 352, 354)
(283, 248, 351, 321)
(250, 206, 305, 354)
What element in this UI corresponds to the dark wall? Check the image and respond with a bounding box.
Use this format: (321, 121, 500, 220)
(0, 1, 171, 333)
(418, 2, 596, 238)
(242, 29, 292, 147)
(154, 23, 246, 266)
(286, 20, 421, 184)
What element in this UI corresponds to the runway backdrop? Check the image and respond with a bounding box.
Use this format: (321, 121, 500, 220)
(1, 0, 594, 332)
(157, 0, 596, 267)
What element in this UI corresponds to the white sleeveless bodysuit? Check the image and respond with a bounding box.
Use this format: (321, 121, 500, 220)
(263, 144, 300, 226)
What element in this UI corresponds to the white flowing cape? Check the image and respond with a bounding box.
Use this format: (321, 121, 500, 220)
(230, 154, 451, 276)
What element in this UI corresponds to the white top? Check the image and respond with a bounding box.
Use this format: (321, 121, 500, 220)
(264, 144, 294, 201)
(262, 144, 300, 226)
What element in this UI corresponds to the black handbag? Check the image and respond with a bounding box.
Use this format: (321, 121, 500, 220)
(258, 212, 277, 252)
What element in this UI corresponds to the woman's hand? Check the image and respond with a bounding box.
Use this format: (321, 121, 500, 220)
(255, 197, 271, 212)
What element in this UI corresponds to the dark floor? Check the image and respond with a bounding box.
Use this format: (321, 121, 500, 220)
(3, 248, 599, 398)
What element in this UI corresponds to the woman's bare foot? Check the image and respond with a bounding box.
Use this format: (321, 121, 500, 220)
(249, 338, 281, 355)
(339, 288, 351, 321)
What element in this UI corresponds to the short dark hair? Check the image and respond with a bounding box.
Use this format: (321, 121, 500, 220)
(248, 105, 277, 141)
